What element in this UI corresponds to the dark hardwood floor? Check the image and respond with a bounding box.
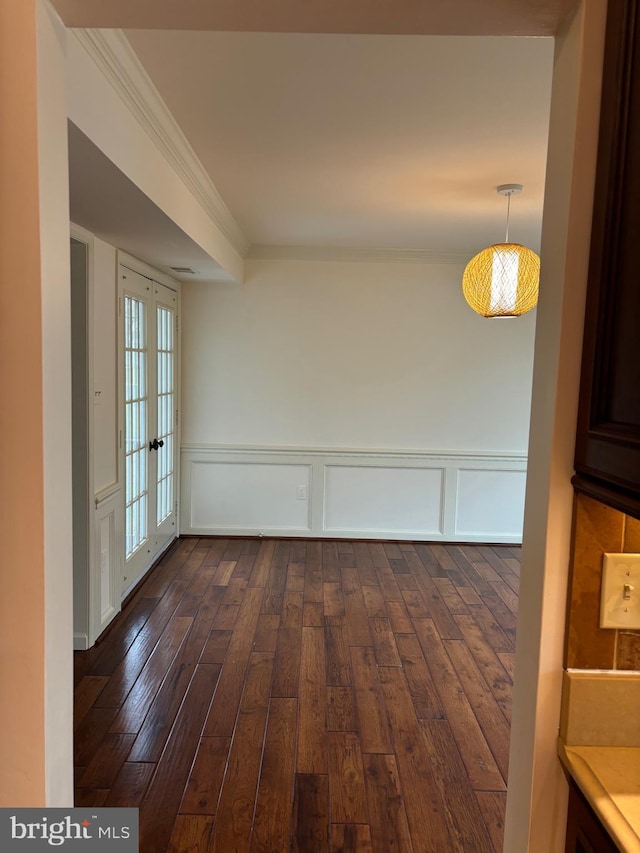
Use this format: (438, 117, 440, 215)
(74, 537, 520, 852)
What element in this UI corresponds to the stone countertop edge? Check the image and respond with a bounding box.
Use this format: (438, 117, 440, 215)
(558, 740, 640, 853)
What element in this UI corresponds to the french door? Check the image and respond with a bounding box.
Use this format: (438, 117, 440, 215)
(120, 264, 178, 590)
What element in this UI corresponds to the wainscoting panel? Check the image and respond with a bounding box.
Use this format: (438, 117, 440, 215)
(324, 464, 443, 536)
(75, 484, 123, 650)
(455, 468, 528, 539)
(189, 460, 312, 532)
(93, 484, 122, 643)
(181, 446, 527, 543)
(97, 503, 117, 627)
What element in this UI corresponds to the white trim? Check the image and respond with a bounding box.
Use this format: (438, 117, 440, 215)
(73, 633, 89, 651)
(73, 29, 249, 258)
(181, 442, 527, 462)
(101, 603, 118, 626)
(70, 221, 96, 245)
(181, 445, 527, 543)
(95, 481, 120, 507)
(118, 250, 180, 290)
(70, 226, 97, 647)
(246, 244, 471, 265)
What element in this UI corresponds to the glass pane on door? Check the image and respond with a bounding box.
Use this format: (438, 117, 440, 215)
(124, 295, 148, 557)
(156, 304, 174, 525)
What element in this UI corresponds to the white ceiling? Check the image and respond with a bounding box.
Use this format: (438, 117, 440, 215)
(123, 31, 554, 255)
(62, 0, 562, 278)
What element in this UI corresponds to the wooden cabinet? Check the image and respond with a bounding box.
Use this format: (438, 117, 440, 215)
(565, 780, 619, 853)
(574, 0, 640, 513)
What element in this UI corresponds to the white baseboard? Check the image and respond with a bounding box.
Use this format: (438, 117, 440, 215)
(73, 633, 89, 651)
(180, 445, 527, 543)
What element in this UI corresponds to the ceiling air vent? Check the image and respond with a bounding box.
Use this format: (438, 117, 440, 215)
(170, 266, 197, 275)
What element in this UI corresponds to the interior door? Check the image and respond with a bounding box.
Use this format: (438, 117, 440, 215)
(120, 265, 178, 591)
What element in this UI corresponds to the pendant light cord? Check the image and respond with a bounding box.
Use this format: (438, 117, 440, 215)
(505, 192, 511, 243)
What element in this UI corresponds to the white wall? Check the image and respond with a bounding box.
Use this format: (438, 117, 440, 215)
(181, 258, 535, 541)
(183, 258, 535, 451)
(503, 1, 607, 850)
(37, 0, 74, 806)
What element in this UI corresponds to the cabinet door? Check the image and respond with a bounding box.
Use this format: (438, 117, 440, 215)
(565, 781, 618, 853)
(575, 0, 640, 497)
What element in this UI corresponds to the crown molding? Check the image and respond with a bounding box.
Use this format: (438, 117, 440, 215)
(73, 29, 250, 257)
(69, 31, 485, 270)
(246, 244, 471, 264)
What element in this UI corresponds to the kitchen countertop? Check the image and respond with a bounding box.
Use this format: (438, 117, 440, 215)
(558, 741, 640, 853)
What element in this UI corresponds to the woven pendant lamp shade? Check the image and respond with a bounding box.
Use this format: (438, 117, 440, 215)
(462, 242, 539, 318)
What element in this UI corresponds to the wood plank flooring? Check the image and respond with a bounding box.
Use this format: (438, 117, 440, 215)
(74, 538, 520, 852)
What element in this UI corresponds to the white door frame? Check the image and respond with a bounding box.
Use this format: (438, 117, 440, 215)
(70, 223, 95, 649)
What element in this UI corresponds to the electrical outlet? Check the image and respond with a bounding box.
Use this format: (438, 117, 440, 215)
(600, 553, 640, 629)
(296, 484, 308, 501)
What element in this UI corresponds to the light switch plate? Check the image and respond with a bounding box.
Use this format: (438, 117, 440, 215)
(600, 553, 640, 629)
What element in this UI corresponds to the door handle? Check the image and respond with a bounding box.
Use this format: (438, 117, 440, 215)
(149, 438, 165, 451)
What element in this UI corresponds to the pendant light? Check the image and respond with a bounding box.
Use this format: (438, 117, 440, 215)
(462, 184, 539, 318)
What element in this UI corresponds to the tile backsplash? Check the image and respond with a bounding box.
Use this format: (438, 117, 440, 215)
(565, 493, 640, 670)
